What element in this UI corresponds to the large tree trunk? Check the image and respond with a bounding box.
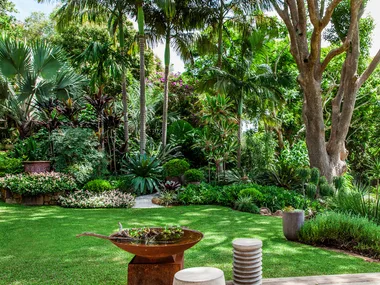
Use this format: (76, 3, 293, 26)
(272, 0, 380, 182)
(162, 30, 171, 147)
(137, 3, 146, 155)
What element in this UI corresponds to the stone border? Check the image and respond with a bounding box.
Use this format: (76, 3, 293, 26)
(0, 188, 62, 205)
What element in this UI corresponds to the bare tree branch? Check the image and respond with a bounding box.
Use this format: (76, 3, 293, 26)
(320, 0, 363, 73)
(357, 49, 380, 88)
(320, 43, 350, 72)
(296, 0, 307, 35)
(307, 0, 320, 27)
(321, 0, 344, 28)
(272, 0, 303, 68)
(287, 0, 300, 29)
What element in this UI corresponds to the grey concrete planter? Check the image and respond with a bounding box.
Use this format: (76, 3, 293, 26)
(283, 210, 305, 241)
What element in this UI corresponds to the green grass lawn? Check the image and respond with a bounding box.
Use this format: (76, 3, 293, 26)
(1, 202, 380, 284)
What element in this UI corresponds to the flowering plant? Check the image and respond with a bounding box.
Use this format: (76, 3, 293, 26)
(59, 190, 135, 208)
(0, 172, 77, 195)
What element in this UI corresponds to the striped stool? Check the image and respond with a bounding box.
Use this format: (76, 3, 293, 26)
(233, 238, 262, 285)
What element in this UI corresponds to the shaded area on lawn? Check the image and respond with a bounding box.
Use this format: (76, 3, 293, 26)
(1, 202, 380, 284)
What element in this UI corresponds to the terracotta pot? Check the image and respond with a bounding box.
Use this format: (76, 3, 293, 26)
(23, 161, 51, 173)
(283, 210, 305, 241)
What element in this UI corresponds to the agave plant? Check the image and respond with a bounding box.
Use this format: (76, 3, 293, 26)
(122, 154, 163, 196)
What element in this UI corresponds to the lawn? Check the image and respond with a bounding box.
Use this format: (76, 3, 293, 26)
(1, 202, 380, 284)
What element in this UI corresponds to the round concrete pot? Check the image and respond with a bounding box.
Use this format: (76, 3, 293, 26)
(282, 210, 305, 241)
(23, 161, 51, 173)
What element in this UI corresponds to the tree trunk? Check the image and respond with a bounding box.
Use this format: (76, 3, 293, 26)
(162, 30, 171, 147)
(122, 74, 129, 152)
(137, 4, 146, 155)
(119, 15, 129, 153)
(272, 0, 380, 182)
(217, 0, 224, 68)
(237, 95, 243, 168)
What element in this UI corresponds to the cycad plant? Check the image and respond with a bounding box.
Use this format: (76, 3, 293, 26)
(122, 154, 163, 195)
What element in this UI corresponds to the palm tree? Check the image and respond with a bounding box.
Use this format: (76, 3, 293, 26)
(0, 37, 86, 138)
(38, 0, 138, 152)
(144, 0, 208, 147)
(136, 0, 146, 154)
(195, 0, 267, 67)
(200, 29, 282, 168)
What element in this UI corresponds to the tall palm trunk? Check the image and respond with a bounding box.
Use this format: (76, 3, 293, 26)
(162, 28, 171, 147)
(237, 95, 243, 168)
(119, 14, 129, 153)
(217, 0, 224, 68)
(137, 3, 146, 154)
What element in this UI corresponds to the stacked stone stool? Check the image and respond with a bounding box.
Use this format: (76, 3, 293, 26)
(232, 239, 262, 285)
(173, 267, 225, 285)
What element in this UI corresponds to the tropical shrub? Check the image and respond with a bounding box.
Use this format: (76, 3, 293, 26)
(234, 196, 260, 214)
(177, 183, 221, 205)
(328, 183, 380, 224)
(242, 131, 277, 180)
(83, 179, 113, 192)
(298, 212, 380, 258)
(106, 175, 132, 192)
(163, 180, 181, 192)
(298, 167, 335, 198)
(65, 163, 94, 186)
(122, 154, 163, 195)
(184, 169, 204, 182)
(178, 182, 317, 211)
(59, 190, 135, 208)
(12, 134, 49, 161)
(239, 188, 264, 204)
(159, 190, 178, 206)
(256, 184, 312, 212)
(0, 172, 77, 195)
(51, 127, 106, 175)
(0, 153, 22, 176)
(116, 178, 133, 193)
(163, 159, 189, 178)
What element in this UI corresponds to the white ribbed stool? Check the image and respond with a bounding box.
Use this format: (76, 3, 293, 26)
(232, 239, 262, 285)
(173, 267, 225, 285)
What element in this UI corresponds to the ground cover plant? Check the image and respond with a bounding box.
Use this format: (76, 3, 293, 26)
(59, 190, 135, 208)
(2, 203, 380, 285)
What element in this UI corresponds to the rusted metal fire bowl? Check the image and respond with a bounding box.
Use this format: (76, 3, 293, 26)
(111, 229, 203, 258)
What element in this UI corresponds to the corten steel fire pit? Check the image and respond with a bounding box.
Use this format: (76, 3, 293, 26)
(77, 227, 203, 285)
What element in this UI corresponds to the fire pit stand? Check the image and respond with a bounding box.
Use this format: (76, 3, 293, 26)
(128, 252, 185, 285)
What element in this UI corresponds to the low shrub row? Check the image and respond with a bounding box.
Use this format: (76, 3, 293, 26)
(298, 212, 380, 259)
(59, 190, 135, 208)
(0, 153, 23, 177)
(0, 172, 77, 195)
(177, 182, 318, 212)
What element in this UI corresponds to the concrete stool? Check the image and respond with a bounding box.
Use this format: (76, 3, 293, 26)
(232, 239, 262, 285)
(173, 267, 225, 285)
